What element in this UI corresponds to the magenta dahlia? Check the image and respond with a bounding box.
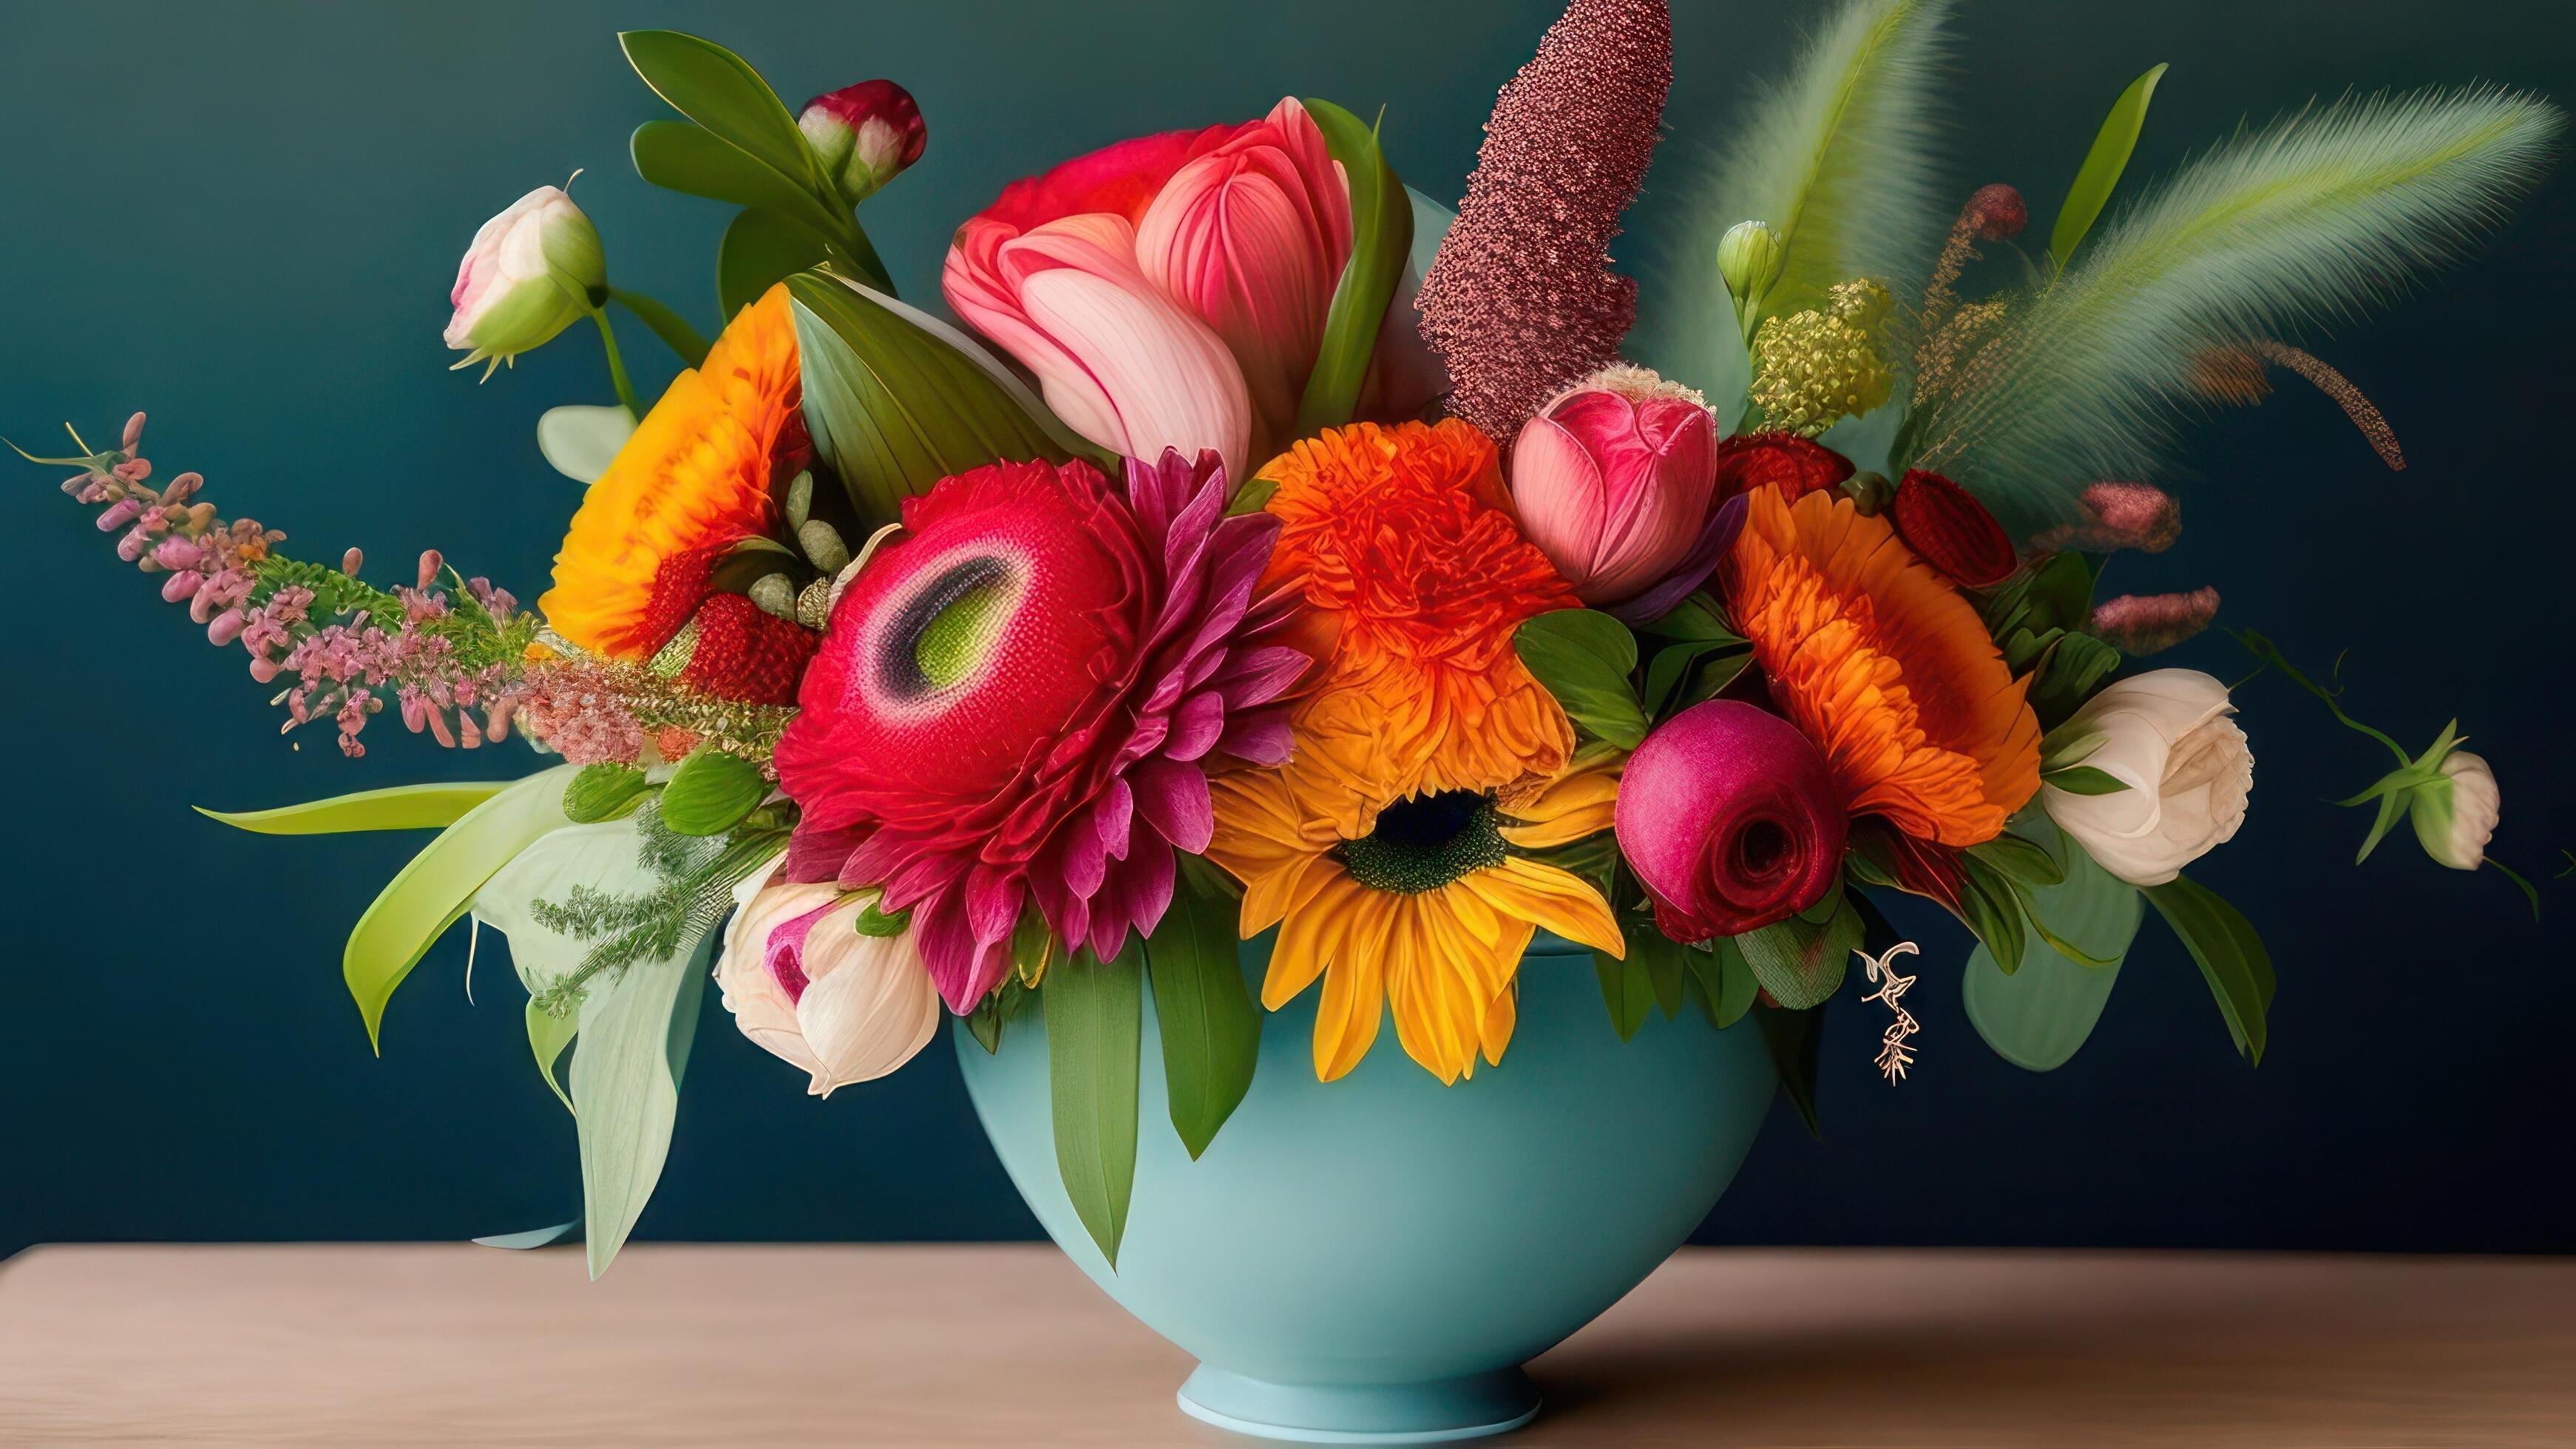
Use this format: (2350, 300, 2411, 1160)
(773, 449, 1304, 1012)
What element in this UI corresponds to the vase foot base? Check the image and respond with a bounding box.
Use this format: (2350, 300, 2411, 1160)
(1176, 1364, 1539, 1444)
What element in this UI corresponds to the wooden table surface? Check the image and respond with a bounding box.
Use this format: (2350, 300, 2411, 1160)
(1, 1243, 2569, 1446)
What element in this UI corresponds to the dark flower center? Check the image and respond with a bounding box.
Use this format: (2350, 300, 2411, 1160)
(1338, 790, 1506, 895)
(877, 556, 1012, 698)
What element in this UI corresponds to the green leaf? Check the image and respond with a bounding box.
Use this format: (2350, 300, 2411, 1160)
(1970, 831, 2066, 887)
(1514, 609, 1647, 749)
(343, 767, 577, 1051)
(571, 934, 709, 1279)
(1711, 940, 1761, 1028)
(525, 999, 578, 1113)
(853, 899, 910, 937)
(1591, 946, 1655, 1042)
(1955, 852, 2028, 977)
(1293, 99, 1413, 436)
(2041, 764, 2129, 795)
(787, 271, 1082, 529)
(1962, 822, 2144, 1071)
(619, 31, 841, 217)
(1143, 878, 1261, 1159)
(717, 208, 828, 322)
(2050, 63, 2169, 268)
(1045, 946, 1143, 1269)
(1636, 591, 1738, 642)
(535, 405, 638, 485)
(2030, 631, 2122, 727)
(472, 1220, 579, 1250)
(2143, 873, 2276, 1065)
(628, 120, 854, 258)
(965, 998, 1006, 1054)
(563, 764, 653, 825)
(195, 781, 509, 835)
(1733, 892, 1862, 1011)
(1755, 1002, 1825, 1140)
(657, 749, 767, 836)
(1642, 639, 1751, 720)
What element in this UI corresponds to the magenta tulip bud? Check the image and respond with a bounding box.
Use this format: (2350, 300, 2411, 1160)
(1614, 700, 1848, 941)
(1510, 367, 1730, 624)
(799, 81, 926, 205)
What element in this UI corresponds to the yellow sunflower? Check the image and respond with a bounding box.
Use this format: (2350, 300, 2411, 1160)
(1207, 747, 1626, 1084)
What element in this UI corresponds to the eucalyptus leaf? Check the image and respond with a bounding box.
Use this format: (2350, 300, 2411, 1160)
(1962, 822, 2143, 1070)
(195, 781, 509, 836)
(717, 208, 829, 322)
(535, 405, 638, 485)
(1045, 946, 1143, 1269)
(343, 766, 577, 1051)
(1514, 609, 1647, 749)
(2143, 873, 2276, 1065)
(2050, 63, 2169, 268)
(658, 749, 767, 836)
(787, 271, 1078, 528)
(1144, 879, 1261, 1159)
(1295, 98, 1413, 435)
(1732, 892, 1863, 1010)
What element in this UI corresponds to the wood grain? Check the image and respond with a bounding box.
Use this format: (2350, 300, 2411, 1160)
(1, 1244, 2569, 1446)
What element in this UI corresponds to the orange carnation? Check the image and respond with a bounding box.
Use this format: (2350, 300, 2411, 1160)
(1255, 418, 1580, 835)
(540, 285, 803, 659)
(1723, 486, 2039, 846)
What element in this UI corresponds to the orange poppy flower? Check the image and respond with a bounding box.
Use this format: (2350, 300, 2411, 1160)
(1254, 418, 1581, 835)
(540, 285, 803, 659)
(1723, 486, 2039, 846)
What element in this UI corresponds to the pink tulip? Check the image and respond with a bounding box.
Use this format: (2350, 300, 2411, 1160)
(1510, 373, 1730, 622)
(1615, 700, 1847, 941)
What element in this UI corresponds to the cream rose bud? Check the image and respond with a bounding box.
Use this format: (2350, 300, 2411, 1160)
(2409, 749, 2500, 869)
(444, 186, 604, 374)
(714, 868, 942, 1096)
(2041, 669, 2254, 886)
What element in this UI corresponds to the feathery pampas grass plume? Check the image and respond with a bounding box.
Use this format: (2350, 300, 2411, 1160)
(1905, 86, 2558, 538)
(1641, 0, 1952, 405)
(1415, 0, 1670, 441)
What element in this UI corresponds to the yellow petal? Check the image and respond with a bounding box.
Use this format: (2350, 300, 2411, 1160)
(1263, 863, 1358, 1010)
(1462, 857, 1624, 957)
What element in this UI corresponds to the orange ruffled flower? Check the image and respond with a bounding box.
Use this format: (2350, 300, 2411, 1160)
(540, 285, 803, 659)
(1206, 747, 1624, 1084)
(1723, 486, 2040, 846)
(1255, 418, 1581, 835)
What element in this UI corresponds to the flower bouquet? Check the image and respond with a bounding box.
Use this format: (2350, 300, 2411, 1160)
(28, 0, 2560, 1439)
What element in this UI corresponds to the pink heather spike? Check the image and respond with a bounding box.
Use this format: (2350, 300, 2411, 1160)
(2090, 588, 2221, 656)
(1415, 0, 1671, 441)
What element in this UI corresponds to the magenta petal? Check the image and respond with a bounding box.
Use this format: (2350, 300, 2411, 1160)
(786, 822, 867, 883)
(1131, 757, 1215, 853)
(1212, 645, 1309, 708)
(1214, 711, 1293, 764)
(965, 863, 1024, 951)
(1165, 690, 1227, 761)
(1094, 776, 1135, 861)
(913, 887, 1006, 1014)
(764, 902, 837, 1005)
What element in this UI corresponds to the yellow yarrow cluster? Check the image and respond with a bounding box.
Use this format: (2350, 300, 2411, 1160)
(1749, 279, 1895, 437)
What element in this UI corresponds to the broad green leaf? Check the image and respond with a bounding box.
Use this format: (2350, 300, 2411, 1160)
(1642, 639, 1750, 720)
(620, 32, 830, 210)
(787, 271, 1079, 528)
(343, 766, 577, 1051)
(717, 208, 829, 322)
(1710, 940, 1760, 1028)
(1970, 831, 2066, 887)
(1591, 946, 1655, 1042)
(1733, 892, 1862, 1010)
(196, 781, 508, 835)
(1045, 946, 1143, 1269)
(1294, 99, 1413, 435)
(1514, 609, 1647, 749)
(1144, 880, 1261, 1159)
(2144, 873, 2277, 1065)
(572, 934, 709, 1279)
(563, 763, 653, 824)
(1956, 852, 2028, 976)
(628, 119, 855, 259)
(535, 405, 638, 485)
(1962, 822, 2143, 1070)
(1636, 591, 1738, 642)
(1641, 932, 1688, 1020)
(658, 749, 767, 836)
(526, 1000, 578, 1113)
(2050, 64, 2169, 268)
(2030, 631, 2123, 727)
(1755, 1002, 1824, 1139)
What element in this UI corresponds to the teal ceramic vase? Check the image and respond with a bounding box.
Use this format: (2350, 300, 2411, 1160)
(954, 930, 1777, 1444)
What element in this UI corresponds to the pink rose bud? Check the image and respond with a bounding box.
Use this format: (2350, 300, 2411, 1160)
(798, 80, 926, 205)
(1510, 369, 1729, 624)
(444, 185, 604, 377)
(1614, 700, 1848, 941)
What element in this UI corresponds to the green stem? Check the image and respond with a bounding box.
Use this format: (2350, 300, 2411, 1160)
(609, 287, 711, 369)
(835, 222, 897, 296)
(591, 308, 642, 417)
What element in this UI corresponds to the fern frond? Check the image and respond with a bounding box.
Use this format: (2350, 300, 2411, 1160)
(1641, 0, 1953, 413)
(1907, 86, 2559, 535)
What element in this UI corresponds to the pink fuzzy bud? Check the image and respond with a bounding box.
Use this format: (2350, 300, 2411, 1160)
(152, 537, 203, 571)
(206, 608, 246, 646)
(248, 656, 282, 685)
(416, 550, 442, 591)
(1969, 183, 2027, 240)
(97, 498, 143, 531)
(161, 570, 203, 603)
(2090, 588, 2221, 656)
(163, 472, 202, 503)
(121, 413, 146, 451)
(2036, 481, 2181, 554)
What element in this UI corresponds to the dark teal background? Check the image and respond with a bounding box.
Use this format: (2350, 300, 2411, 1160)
(4, 1, 2570, 1259)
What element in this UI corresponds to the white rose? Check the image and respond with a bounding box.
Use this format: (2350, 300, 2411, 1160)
(715, 864, 941, 1096)
(2408, 749, 2499, 870)
(2041, 669, 2253, 886)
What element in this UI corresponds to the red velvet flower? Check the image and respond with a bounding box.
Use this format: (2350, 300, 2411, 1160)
(773, 451, 1304, 1012)
(1711, 431, 1853, 506)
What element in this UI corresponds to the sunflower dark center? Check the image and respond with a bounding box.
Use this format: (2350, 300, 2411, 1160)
(878, 556, 1011, 699)
(1338, 790, 1505, 895)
